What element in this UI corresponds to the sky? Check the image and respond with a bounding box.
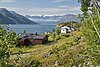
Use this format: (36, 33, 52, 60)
(0, 0, 82, 16)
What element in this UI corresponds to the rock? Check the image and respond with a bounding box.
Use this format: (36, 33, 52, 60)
(43, 52, 52, 58)
(55, 60, 61, 67)
(42, 62, 50, 67)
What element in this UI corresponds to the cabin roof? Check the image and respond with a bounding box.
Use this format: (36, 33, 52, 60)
(18, 33, 47, 40)
(61, 26, 74, 29)
(61, 26, 70, 29)
(34, 35, 47, 39)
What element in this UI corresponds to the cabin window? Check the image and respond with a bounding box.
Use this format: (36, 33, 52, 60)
(24, 39, 32, 46)
(19, 38, 22, 40)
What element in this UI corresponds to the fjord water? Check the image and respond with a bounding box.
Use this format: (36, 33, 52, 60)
(9, 21, 57, 34)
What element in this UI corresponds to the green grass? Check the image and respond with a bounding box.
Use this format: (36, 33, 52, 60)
(10, 31, 85, 66)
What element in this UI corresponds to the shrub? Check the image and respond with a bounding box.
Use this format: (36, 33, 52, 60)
(0, 25, 18, 66)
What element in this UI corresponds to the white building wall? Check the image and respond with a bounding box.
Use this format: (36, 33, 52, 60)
(61, 28, 67, 33)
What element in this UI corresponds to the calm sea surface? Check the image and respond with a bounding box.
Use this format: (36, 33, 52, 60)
(9, 21, 58, 34)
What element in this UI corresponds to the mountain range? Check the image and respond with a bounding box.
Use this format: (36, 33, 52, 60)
(0, 8, 37, 24)
(25, 15, 63, 22)
(26, 14, 80, 23)
(57, 14, 80, 23)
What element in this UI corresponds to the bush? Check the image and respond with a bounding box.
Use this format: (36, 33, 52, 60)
(0, 25, 18, 66)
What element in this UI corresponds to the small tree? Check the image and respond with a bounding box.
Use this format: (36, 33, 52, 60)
(78, 0, 100, 66)
(51, 32, 56, 41)
(52, 28, 55, 33)
(56, 29, 60, 36)
(0, 25, 18, 66)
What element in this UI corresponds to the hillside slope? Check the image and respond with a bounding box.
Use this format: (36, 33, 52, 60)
(10, 31, 85, 67)
(0, 8, 37, 24)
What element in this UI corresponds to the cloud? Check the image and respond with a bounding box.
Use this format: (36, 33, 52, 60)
(51, 0, 70, 3)
(0, 0, 15, 2)
(0, 6, 82, 16)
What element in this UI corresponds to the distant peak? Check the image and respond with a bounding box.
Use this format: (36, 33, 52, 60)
(0, 8, 9, 12)
(0, 8, 7, 10)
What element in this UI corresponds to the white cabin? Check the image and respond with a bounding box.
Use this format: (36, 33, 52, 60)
(61, 26, 75, 33)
